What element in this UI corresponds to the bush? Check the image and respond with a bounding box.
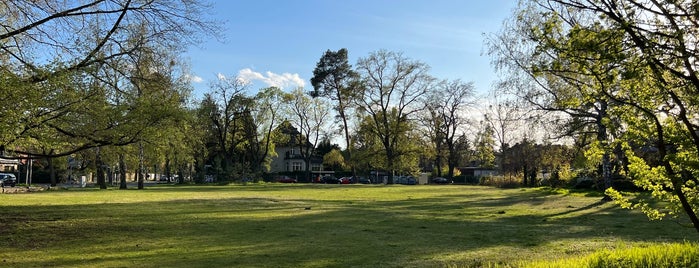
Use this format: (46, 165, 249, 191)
(479, 175, 520, 188)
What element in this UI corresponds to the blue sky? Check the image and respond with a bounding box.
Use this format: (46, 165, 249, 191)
(185, 0, 518, 98)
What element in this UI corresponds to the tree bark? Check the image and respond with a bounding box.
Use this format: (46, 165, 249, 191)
(138, 142, 144, 189)
(96, 148, 107, 189)
(47, 155, 57, 187)
(119, 154, 127, 189)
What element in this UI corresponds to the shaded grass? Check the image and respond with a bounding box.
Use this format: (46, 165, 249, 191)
(0, 184, 695, 267)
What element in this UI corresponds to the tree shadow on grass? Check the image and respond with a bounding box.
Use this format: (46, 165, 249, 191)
(0, 185, 693, 267)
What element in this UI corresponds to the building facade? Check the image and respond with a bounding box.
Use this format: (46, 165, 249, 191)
(268, 123, 323, 174)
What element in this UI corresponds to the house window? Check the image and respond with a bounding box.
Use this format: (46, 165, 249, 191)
(292, 162, 302, 171)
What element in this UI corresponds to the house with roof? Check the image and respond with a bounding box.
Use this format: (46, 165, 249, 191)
(268, 123, 323, 177)
(0, 156, 19, 173)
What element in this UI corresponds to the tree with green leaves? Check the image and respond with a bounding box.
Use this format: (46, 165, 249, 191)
(311, 48, 361, 179)
(495, 0, 699, 233)
(248, 87, 285, 174)
(486, 2, 622, 194)
(0, 0, 216, 186)
(355, 50, 434, 184)
(474, 124, 496, 169)
(283, 88, 330, 181)
(198, 76, 256, 180)
(434, 80, 474, 179)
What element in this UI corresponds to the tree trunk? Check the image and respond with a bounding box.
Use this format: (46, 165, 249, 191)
(339, 109, 357, 182)
(597, 101, 612, 198)
(529, 167, 537, 187)
(177, 168, 185, 184)
(96, 148, 107, 189)
(386, 149, 395, 184)
(522, 164, 528, 186)
(119, 154, 127, 189)
(138, 142, 144, 189)
(677, 171, 699, 233)
(47, 156, 57, 187)
(436, 153, 443, 178)
(447, 142, 456, 180)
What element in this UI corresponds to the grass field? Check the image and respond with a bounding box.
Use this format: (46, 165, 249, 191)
(0, 184, 695, 267)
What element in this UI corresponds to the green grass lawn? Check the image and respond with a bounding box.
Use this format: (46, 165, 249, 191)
(0, 184, 694, 267)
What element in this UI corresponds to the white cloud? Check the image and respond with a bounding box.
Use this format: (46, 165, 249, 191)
(185, 74, 204, 83)
(237, 68, 305, 89)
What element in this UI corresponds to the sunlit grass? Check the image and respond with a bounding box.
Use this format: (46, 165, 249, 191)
(0, 184, 694, 267)
(521, 242, 699, 268)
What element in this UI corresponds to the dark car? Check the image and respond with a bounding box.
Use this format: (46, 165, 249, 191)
(432, 177, 452, 184)
(277, 176, 297, 183)
(395, 176, 417, 185)
(0, 173, 17, 187)
(357, 177, 372, 184)
(319, 176, 339, 184)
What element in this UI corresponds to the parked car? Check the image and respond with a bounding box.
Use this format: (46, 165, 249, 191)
(160, 175, 178, 182)
(395, 176, 417, 185)
(0, 173, 17, 187)
(319, 176, 339, 184)
(432, 177, 452, 184)
(338, 177, 352, 184)
(357, 176, 372, 184)
(276, 176, 297, 183)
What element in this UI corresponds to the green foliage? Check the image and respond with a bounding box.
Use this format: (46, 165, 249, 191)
(322, 148, 346, 171)
(522, 242, 699, 268)
(352, 112, 422, 175)
(491, 0, 699, 231)
(475, 124, 497, 168)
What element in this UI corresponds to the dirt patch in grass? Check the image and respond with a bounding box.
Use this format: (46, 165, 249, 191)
(1, 186, 46, 194)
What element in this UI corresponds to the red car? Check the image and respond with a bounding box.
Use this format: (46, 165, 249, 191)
(338, 177, 352, 184)
(276, 176, 297, 183)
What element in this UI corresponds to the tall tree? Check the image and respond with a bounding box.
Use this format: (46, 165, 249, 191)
(482, 97, 526, 153)
(495, 0, 699, 232)
(311, 48, 360, 179)
(248, 87, 285, 174)
(283, 88, 330, 181)
(355, 50, 434, 184)
(201, 76, 255, 180)
(486, 0, 624, 195)
(0, 0, 216, 163)
(423, 79, 475, 179)
(438, 80, 475, 179)
(474, 124, 496, 169)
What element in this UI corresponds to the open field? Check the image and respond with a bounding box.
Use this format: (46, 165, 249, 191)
(0, 184, 695, 267)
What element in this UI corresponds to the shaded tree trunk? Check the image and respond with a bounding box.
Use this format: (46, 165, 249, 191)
(446, 141, 456, 180)
(47, 155, 57, 187)
(119, 154, 127, 190)
(138, 142, 144, 189)
(597, 102, 612, 199)
(523, 164, 528, 186)
(96, 148, 107, 189)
